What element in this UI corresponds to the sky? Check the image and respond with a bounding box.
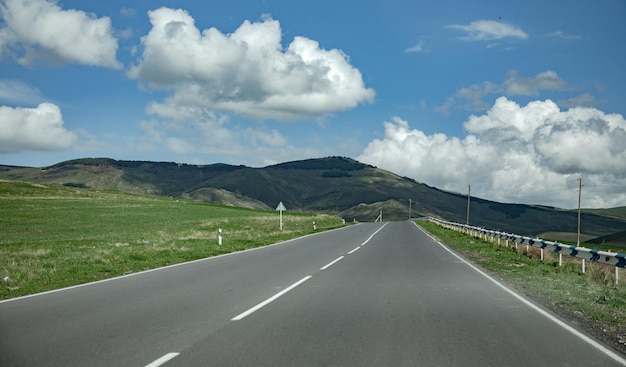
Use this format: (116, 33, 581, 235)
(1, 0, 625, 210)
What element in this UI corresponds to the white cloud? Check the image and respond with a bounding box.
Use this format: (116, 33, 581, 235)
(437, 70, 571, 113)
(120, 7, 135, 17)
(0, 103, 77, 152)
(404, 40, 425, 53)
(558, 93, 600, 108)
(446, 20, 528, 41)
(137, 102, 314, 166)
(0, 0, 120, 68)
(140, 108, 236, 154)
(128, 8, 375, 121)
(504, 70, 568, 96)
(243, 128, 287, 147)
(436, 81, 500, 114)
(358, 97, 626, 209)
(545, 31, 582, 41)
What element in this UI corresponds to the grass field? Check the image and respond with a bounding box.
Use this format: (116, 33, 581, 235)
(538, 231, 597, 243)
(0, 180, 347, 300)
(418, 220, 626, 353)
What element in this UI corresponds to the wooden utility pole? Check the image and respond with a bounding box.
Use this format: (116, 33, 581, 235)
(466, 185, 471, 225)
(577, 178, 582, 246)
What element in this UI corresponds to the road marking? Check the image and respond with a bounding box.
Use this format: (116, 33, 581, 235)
(231, 224, 384, 321)
(415, 223, 626, 367)
(232, 276, 312, 321)
(348, 247, 360, 254)
(145, 353, 179, 367)
(321, 256, 344, 270)
(359, 222, 388, 246)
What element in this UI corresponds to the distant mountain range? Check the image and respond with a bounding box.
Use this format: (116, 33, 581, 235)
(2, 156, 626, 244)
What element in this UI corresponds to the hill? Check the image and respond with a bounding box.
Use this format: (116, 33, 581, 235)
(586, 230, 626, 246)
(582, 207, 626, 221)
(2, 156, 626, 241)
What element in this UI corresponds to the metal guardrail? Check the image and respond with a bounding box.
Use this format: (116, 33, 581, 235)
(427, 217, 626, 269)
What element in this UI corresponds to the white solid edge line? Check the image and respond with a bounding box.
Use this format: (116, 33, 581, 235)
(0, 225, 355, 304)
(414, 223, 626, 366)
(348, 247, 360, 254)
(321, 256, 344, 270)
(145, 352, 179, 367)
(232, 276, 312, 321)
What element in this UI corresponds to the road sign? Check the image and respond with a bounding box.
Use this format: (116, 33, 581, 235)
(276, 201, 286, 231)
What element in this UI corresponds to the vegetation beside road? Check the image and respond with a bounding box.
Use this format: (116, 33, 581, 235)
(418, 220, 626, 354)
(0, 180, 346, 300)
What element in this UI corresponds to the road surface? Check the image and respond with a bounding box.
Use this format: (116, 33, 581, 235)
(1, 221, 624, 366)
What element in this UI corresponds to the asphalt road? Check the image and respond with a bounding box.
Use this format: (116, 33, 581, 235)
(1, 221, 625, 366)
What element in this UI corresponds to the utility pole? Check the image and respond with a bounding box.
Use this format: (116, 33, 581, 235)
(409, 198, 412, 220)
(466, 185, 471, 225)
(577, 178, 582, 246)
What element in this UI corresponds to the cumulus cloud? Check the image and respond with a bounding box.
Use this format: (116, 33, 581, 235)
(446, 20, 528, 41)
(0, 0, 120, 68)
(128, 8, 375, 121)
(359, 97, 626, 209)
(0, 103, 78, 152)
(437, 70, 570, 114)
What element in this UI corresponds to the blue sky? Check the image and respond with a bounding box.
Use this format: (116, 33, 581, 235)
(1, 0, 626, 209)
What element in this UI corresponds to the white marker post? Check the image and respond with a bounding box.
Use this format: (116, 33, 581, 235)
(218, 228, 222, 245)
(276, 201, 286, 232)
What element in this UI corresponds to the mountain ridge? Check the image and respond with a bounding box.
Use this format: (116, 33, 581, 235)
(2, 156, 626, 243)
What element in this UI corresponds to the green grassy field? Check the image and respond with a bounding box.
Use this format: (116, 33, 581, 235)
(0, 180, 347, 300)
(418, 220, 626, 353)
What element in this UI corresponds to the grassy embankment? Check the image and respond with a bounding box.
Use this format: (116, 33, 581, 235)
(418, 220, 626, 350)
(0, 180, 347, 300)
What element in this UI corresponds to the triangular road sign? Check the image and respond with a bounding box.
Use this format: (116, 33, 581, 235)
(276, 201, 286, 211)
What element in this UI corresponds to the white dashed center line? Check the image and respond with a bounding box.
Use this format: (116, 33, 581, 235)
(145, 352, 179, 367)
(320, 256, 344, 270)
(231, 276, 312, 321)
